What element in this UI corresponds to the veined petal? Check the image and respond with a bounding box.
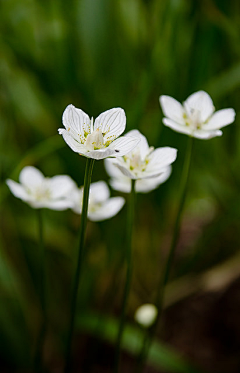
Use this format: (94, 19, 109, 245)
(108, 136, 140, 157)
(88, 197, 125, 221)
(163, 118, 193, 136)
(125, 130, 150, 159)
(48, 175, 76, 199)
(192, 129, 222, 139)
(204, 108, 236, 130)
(160, 96, 185, 125)
(89, 181, 110, 203)
(113, 163, 136, 179)
(147, 147, 177, 174)
(94, 108, 126, 142)
(6, 179, 29, 201)
(62, 104, 91, 137)
(60, 129, 88, 154)
(19, 166, 44, 190)
(86, 147, 117, 160)
(184, 91, 214, 122)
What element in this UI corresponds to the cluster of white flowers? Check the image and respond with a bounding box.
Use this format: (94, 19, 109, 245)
(7, 92, 236, 215)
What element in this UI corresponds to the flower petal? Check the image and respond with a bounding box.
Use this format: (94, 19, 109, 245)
(6, 179, 29, 201)
(19, 166, 44, 190)
(163, 118, 193, 136)
(59, 129, 88, 154)
(89, 181, 110, 203)
(94, 108, 126, 142)
(62, 104, 91, 138)
(184, 91, 215, 122)
(204, 108, 236, 130)
(112, 162, 136, 179)
(108, 136, 140, 157)
(160, 95, 185, 125)
(136, 166, 172, 193)
(146, 147, 177, 177)
(192, 129, 222, 139)
(125, 130, 150, 159)
(109, 177, 131, 193)
(86, 147, 117, 160)
(32, 199, 72, 210)
(88, 197, 125, 221)
(104, 158, 124, 178)
(48, 175, 76, 199)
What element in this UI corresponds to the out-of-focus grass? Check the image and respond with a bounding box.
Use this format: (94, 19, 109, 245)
(1, 0, 240, 370)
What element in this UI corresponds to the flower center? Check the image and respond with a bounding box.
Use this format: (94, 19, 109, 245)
(85, 128, 104, 151)
(184, 108, 201, 130)
(34, 186, 51, 201)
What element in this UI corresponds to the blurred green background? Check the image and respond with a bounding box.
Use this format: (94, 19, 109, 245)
(1, 0, 240, 372)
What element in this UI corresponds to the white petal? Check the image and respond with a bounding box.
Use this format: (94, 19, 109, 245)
(48, 175, 76, 199)
(59, 129, 88, 154)
(62, 104, 91, 137)
(192, 129, 222, 139)
(184, 91, 215, 122)
(6, 179, 29, 201)
(160, 95, 185, 125)
(108, 136, 140, 157)
(89, 181, 110, 203)
(204, 108, 236, 130)
(94, 108, 126, 142)
(86, 147, 117, 160)
(104, 159, 124, 178)
(146, 147, 177, 176)
(88, 197, 125, 221)
(19, 166, 44, 190)
(109, 177, 131, 193)
(32, 200, 72, 211)
(136, 166, 172, 193)
(163, 118, 193, 136)
(125, 130, 150, 158)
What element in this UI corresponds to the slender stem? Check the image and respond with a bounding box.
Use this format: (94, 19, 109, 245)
(64, 157, 94, 373)
(34, 209, 47, 373)
(114, 179, 136, 373)
(135, 136, 193, 373)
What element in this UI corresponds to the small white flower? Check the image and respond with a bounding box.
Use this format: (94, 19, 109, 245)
(134, 304, 158, 328)
(160, 90, 236, 139)
(69, 181, 125, 221)
(6, 166, 75, 210)
(58, 105, 140, 160)
(104, 130, 177, 190)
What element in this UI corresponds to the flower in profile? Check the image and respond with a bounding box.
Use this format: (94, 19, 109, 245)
(104, 130, 177, 191)
(58, 105, 140, 160)
(134, 304, 158, 328)
(6, 166, 75, 210)
(69, 181, 125, 221)
(160, 90, 236, 139)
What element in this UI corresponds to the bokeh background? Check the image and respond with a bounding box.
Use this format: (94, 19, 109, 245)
(1, 0, 240, 372)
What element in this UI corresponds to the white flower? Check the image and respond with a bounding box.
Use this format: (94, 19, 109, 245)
(160, 90, 236, 139)
(104, 130, 177, 190)
(105, 157, 172, 193)
(6, 166, 75, 210)
(69, 181, 125, 221)
(134, 304, 158, 328)
(58, 105, 140, 160)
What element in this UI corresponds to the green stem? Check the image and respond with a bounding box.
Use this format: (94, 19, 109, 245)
(114, 179, 136, 373)
(135, 136, 193, 373)
(34, 209, 47, 373)
(64, 157, 94, 373)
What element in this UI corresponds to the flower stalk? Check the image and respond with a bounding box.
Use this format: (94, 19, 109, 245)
(135, 136, 193, 373)
(114, 179, 136, 373)
(64, 157, 95, 373)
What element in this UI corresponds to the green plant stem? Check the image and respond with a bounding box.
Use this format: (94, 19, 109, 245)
(114, 179, 136, 373)
(34, 209, 47, 373)
(135, 136, 193, 373)
(64, 157, 94, 373)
